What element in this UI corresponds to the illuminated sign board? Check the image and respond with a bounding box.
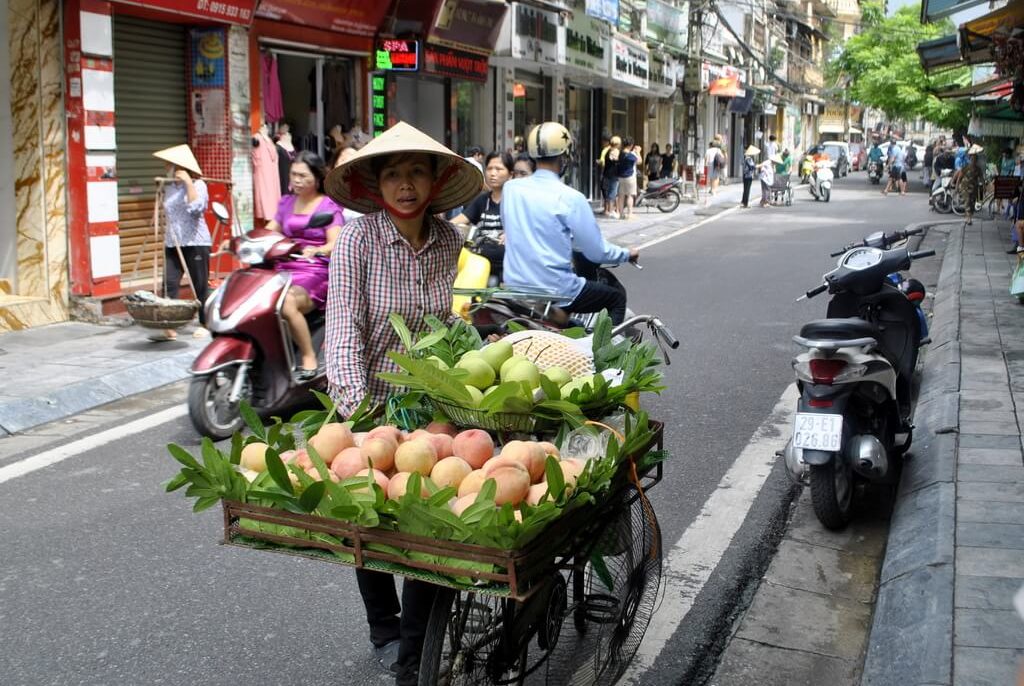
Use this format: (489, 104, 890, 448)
(371, 73, 387, 136)
(375, 39, 419, 71)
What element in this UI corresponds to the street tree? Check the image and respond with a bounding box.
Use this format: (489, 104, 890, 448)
(828, 1, 970, 130)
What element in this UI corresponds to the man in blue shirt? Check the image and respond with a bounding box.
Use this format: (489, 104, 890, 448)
(501, 122, 639, 324)
(883, 140, 907, 196)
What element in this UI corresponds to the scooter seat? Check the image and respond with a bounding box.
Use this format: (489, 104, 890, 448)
(646, 178, 675, 191)
(799, 318, 877, 342)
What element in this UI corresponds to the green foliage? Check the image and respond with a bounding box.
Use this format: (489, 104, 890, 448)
(828, 1, 970, 128)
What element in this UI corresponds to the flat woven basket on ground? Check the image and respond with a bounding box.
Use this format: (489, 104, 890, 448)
(501, 330, 595, 378)
(122, 299, 199, 330)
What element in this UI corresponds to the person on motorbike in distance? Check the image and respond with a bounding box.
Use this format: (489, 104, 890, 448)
(500, 121, 639, 325)
(322, 121, 482, 686)
(262, 151, 345, 380)
(451, 150, 515, 279)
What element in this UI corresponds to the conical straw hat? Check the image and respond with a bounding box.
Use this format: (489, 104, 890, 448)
(967, 144, 984, 155)
(153, 144, 202, 176)
(325, 121, 483, 215)
(745, 145, 760, 156)
(770, 154, 784, 164)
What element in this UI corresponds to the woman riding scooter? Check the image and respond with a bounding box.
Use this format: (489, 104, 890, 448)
(263, 151, 344, 379)
(323, 121, 483, 686)
(452, 150, 515, 280)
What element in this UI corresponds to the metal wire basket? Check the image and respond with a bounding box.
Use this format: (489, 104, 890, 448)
(430, 397, 553, 434)
(122, 298, 199, 330)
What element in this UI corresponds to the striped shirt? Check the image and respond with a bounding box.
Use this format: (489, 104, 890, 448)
(325, 210, 462, 416)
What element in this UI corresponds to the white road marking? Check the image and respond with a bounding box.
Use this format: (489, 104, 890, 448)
(635, 205, 742, 251)
(618, 383, 799, 685)
(0, 405, 188, 484)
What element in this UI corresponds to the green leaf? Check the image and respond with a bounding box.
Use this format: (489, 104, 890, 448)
(386, 353, 473, 405)
(476, 382, 525, 414)
(329, 504, 363, 520)
(193, 495, 221, 513)
(167, 443, 202, 471)
(476, 478, 497, 503)
(305, 444, 334, 482)
(164, 472, 189, 492)
(544, 455, 565, 500)
(538, 375, 562, 402)
(239, 400, 265, 439)
(388, 313, 416, 352)
(412, 328, 447, 351)
(264, 447, 293, 495)
(311, 389, 335, 411)
(428, 487, 457, 508)
(590, 552, 615, 592)
(229, 433, 244, 465)
(298, 481, 327, 512)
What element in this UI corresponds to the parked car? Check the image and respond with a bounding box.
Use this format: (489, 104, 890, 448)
(818, 141, 851, 177)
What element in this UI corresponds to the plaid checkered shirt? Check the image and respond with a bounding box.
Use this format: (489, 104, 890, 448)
(325, 210, 462, 417)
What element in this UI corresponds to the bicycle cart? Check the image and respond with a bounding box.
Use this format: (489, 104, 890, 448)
(220, 422, 665, 686)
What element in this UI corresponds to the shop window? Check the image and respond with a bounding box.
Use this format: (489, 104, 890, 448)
(611, 95, 628, 137)
(452, 81, 484, 156)
(513, 81, 545, 142)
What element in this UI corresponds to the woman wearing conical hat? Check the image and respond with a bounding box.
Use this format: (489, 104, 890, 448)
(322, 122, 482, 685)
(152, 144, 210, 341)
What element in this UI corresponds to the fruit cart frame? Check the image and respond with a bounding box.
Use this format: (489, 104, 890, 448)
(220, 422, 666, 686)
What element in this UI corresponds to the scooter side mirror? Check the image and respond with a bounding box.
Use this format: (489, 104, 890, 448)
(211, 201, 230, 224)
(307, 212, 336, 229)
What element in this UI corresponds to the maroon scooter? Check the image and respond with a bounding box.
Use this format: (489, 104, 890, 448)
(187, 209, 334, 439)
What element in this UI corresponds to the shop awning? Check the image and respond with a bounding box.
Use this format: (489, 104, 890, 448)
(969, 114, 1024, 138)
(917, 34, 962, 73)
(933, 76, 1012, 100)
(709, 75, 743, 97)
(255, 0, 390, 38)
(819, 123, 846, 133)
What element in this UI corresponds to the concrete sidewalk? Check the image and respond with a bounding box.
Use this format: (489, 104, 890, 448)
(0, 321, 206, 436)
(0, 186, 747, 438)
(861, 216, 1024, 686)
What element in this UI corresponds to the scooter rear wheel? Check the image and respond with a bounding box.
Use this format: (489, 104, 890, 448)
(187, 368, 250, 439)
(809, 459, 854, 530)
(655, 189, 681, 213)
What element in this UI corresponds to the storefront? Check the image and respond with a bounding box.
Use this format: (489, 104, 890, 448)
(61, 0, 255, 313)
(560, 7, 609, 197)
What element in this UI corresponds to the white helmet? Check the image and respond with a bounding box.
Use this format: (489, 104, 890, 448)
(527, 122, 572, 160)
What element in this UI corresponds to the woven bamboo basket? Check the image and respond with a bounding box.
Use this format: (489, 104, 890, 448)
(122, 299, 199, 330)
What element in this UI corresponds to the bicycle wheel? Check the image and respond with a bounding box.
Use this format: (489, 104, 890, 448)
(979, 195, 996, 221)
(542, 485, 663, 686)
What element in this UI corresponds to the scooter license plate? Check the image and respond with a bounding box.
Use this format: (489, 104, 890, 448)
(792, 413, 843, 451)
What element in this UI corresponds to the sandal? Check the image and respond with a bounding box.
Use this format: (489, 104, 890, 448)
(295, 367, 317, 382)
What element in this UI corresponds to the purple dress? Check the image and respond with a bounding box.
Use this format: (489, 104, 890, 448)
(274, 195, 344, 309)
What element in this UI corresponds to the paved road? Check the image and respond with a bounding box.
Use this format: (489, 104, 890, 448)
(0, 173, 937, 686)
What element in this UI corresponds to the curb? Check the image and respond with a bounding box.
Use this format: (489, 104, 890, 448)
(860, 221, 963, 686)
(0, 349, 196, 435)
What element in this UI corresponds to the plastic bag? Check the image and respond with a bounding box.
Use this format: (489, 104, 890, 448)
(1010, 258, 1024, 298)
(560, 413, 628, 463)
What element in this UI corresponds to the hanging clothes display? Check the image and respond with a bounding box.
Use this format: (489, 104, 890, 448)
(261, 53, 285, 123)
(251, 131, 281, 220)
(275, 141, 294, 195)
(323, 61, 352, 132)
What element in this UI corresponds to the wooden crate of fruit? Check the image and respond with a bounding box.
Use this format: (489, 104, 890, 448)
(218, 420, 663, 600)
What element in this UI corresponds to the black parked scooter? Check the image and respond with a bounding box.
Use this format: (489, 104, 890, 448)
(783, 240, 934, 528)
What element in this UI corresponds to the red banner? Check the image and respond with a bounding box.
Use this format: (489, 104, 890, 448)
(114, 0, 257, 25)
(255, 0, 390, 37)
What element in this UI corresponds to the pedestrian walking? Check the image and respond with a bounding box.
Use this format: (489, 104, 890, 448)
(741, 145, 759, 208)
(661, 144, 676, 179)
(704, 138, 726, 198)
(953, 144, 984, 225)
(153, 144, 210, 342)
(759, 156, 775, 207)
(764, 134, 778, 161)
(601, 136, 621, 218)
(615, 137, 641, 220)
(923, 139, 935, 187)
(646, 143, 663, 184)
(882, 140, 908, 196)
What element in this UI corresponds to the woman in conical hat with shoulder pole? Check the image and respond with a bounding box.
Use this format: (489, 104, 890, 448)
(322, 122, 481, 685)
(152, 144, 210, 341)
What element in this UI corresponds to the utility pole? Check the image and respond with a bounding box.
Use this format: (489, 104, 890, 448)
(683, 0, 705, 198)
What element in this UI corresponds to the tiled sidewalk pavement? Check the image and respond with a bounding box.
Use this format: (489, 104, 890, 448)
(953, 219, 1024, 684)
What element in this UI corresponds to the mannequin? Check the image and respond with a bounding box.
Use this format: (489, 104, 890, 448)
(275, 122, 296, 195)
(251, 123, 281, 219)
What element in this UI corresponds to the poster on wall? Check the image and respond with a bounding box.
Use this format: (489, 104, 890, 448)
(192, 29, 226, 88)
(565, 9, 610, 76)
(511, 4, 562, 65)
(192, 90, 226, 136)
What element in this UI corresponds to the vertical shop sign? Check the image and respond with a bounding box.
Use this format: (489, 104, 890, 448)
(370, 73, 388, 137)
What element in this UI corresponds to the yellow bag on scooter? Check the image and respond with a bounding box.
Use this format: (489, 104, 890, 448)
(452, 248, 491, 319)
